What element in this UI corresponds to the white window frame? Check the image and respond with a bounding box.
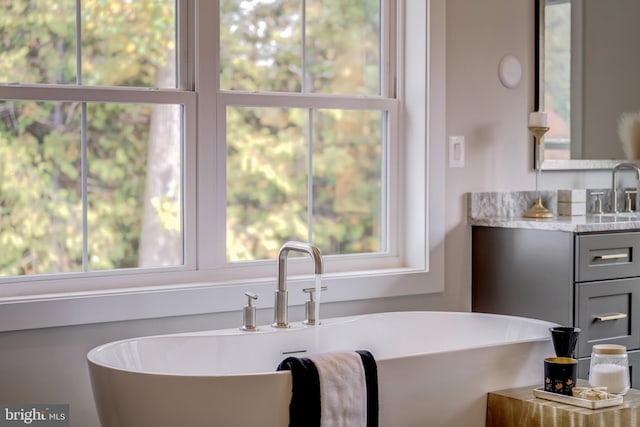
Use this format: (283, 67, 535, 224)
(206, 0, 400, 277)
(0, 0, 445, 332)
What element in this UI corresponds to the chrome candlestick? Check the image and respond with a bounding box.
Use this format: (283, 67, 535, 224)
(524, 125, 553, 219)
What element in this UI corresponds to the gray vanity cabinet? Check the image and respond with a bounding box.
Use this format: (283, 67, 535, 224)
(472, 226, 640, 387)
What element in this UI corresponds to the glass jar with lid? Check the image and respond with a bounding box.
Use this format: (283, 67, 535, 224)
(588, 344, 630, 395)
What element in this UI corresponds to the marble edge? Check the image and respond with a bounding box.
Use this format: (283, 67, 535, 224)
(470, 216, 640, 233)
(470, 217, 575, 232)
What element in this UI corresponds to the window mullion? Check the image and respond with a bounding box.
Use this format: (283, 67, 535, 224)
(0, 86, 193, 104)
(76, 0, 89, 271)
(216, 92, 396, 110)
(81, 102, 89, 271)
(76, 0, 82, 85)
(307, 109, 313, 243)
(381, 0, 396, 98)
(177, 0, 194, 90)
(301, 0, 307, 94)
(381, 110, 390, 253)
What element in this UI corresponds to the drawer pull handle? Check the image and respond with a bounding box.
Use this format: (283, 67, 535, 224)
(593, 253, 629, 261)
(594, 313, 628, 322)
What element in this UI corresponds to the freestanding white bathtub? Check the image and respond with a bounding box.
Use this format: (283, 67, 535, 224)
(87, 311, 555, 427)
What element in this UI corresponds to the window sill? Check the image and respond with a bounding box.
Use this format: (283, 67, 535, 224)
(0, 267, 442, 332)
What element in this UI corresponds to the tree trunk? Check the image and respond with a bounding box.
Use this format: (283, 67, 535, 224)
(138, 47, 181, 267)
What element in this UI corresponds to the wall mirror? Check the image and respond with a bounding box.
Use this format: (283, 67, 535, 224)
(536, 0, 640, 170)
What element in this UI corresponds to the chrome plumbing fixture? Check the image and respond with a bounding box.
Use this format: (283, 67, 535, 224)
(273, 241, 324, 328)
(610, 162, 640, 213)
(624, 189, 638, 213)
(302, 286, 327, 325)
(241, 291, 258, 331)
(590, 191, 604, 215)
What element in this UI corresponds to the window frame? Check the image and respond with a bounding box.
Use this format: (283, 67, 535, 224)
(209, 92, 401, 277)
(209, 0, 400, 273)
(0, 0, 446, 332)
(0, 85, 198, 288)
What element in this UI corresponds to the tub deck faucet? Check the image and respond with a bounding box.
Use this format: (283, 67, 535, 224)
(611, 162, 640, 213)
(273, 241, 324, 328)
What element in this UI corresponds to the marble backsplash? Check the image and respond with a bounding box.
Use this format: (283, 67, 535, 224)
(468, 189, 626, 219)
(468, 191, 557, 219)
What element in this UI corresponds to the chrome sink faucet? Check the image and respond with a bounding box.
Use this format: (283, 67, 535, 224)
(273, 241, 324, 328)
(611, 162, 640, 213)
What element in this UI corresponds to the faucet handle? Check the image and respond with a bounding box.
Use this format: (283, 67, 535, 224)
(624, 189, 637, 213)
(302, 286, 327, 325)
(590, 191, 604, 215)
(241, 291, 258, 331)
(302, 286, 327, 298)
(244, 291, 258, 304)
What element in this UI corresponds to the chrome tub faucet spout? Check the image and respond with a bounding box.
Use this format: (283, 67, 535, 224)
(273, 241, 324, 328)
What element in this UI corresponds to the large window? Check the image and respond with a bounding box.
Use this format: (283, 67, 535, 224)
(0, 0, 445, 316)
(1, 0, 397, 285)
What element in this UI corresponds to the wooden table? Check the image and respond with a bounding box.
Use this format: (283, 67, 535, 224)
(487, 383, 640, 427)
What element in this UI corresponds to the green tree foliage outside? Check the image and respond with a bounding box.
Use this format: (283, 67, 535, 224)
(222, 0, 384, 261)
(0, 1, 175, 276)
(1, 0, 385, 277)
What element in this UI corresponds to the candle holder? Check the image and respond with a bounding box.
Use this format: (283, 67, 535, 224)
(524, 125, 553, 219)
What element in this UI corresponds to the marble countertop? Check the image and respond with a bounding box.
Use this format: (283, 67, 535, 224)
(470, 214, 640, 233)
(468, 191, 640, 233)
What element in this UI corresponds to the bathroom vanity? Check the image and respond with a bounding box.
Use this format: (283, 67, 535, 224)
(470, 192, 640, 386)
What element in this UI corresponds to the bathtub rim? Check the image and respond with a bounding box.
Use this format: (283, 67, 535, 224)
(87, 310, 558, 377)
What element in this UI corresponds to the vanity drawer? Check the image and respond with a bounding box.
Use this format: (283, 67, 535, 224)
(575, 277, 640, 358)
(575, 232, 640, 282)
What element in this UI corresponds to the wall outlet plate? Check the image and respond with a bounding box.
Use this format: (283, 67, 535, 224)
(449, 136, 465, 168)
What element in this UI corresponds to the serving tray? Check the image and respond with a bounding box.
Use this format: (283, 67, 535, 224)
(533, 388, 623, 409)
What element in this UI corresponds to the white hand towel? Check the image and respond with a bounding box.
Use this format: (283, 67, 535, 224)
(309, 351, 367, 427)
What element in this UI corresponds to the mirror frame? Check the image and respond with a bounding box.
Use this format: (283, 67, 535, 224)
(535, 0, 627, 170)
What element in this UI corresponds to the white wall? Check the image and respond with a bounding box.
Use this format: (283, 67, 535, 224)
(444, 0, 613, 318)
(0, 1, 622, 426)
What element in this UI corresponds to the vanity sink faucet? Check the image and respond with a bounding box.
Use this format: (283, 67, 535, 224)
(611, 162, 640, 213)
(273, 241, 324, 328)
